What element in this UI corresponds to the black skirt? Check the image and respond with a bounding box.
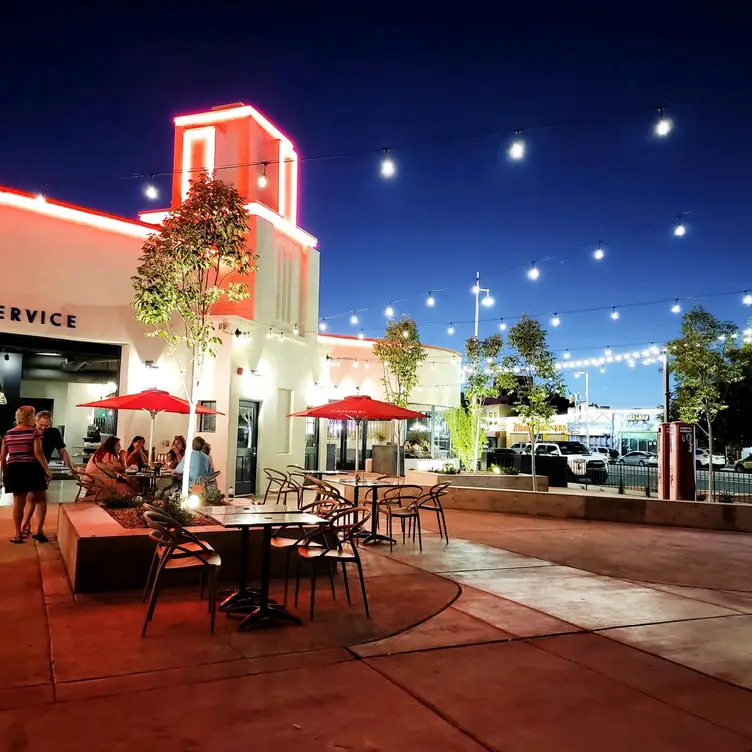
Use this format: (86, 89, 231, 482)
(3, 462, 47, 494)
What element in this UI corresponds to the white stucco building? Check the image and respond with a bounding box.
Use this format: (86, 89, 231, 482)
(0, 102, 461, 494)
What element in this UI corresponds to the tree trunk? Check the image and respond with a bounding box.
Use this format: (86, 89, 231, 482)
(530, 433, 537, 492)
(707, 418, 714, 501)
(471, 398, 480, 472)
(181, 355, 198, 500)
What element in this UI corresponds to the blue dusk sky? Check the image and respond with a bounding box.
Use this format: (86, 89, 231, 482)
(2, 5, 752, 408)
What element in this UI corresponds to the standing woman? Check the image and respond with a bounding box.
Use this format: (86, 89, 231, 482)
(0, 406, 51, 543)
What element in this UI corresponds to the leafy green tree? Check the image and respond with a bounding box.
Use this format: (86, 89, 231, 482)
(463, 334, 503, 471)
(374, 315, 427, 408)
(445, 406, 486, 473)
(132, 173, 256, 499)
(498, 315, 565, 490)
(666, 306, 742, 498)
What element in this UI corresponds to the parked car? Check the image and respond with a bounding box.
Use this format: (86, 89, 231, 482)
(695, 448, 725, 469)
(734, 456, 752, 473)
(589, 447, 611, 460)
(509, 442, 530, 453)
(618, 451, 658, 467)
(533, 441, 608, 483)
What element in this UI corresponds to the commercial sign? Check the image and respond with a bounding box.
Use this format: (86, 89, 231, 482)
(626, 413, 650, 422)
(512, 423, 567, 433)
(0, 305, 76, 329)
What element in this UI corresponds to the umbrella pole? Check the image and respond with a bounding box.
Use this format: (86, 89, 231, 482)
(355, 418, 361, 481)
(148, 411, 156, 463)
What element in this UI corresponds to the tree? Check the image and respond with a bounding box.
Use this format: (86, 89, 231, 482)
(711, 348, 752, 452)
(132, 172, 256, 499)
(374, 316, 427, 408)
(445, 406, 486, 472)
(463, 334, 503, 471)
(666, 306, 742, 498)
(498, 315, 565, 490)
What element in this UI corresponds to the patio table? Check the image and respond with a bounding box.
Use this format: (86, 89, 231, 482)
(337, 478, 403, 545)
(198, 506, 325, 630)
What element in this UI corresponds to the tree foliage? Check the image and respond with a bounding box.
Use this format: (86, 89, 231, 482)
(666, 306, 742, 485)
(374, 315, 427, 408)
(498, 315, 565, 489)
(445, 406, 486, 473)
(132, 172, 256, 497)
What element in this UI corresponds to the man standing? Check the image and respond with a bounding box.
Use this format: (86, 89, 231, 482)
(35, 410, 75, 473)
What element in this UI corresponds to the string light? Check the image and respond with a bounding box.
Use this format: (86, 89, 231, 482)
(674, 214, 687, 237)
(384, 304, 394, 318)
(447, 323, 455, 335)
(744, 292, 752, 306)
(563, 350, 571, 359)
(655, 108, 672, 137)
(499, 319, 507, 331)
(508, 131, 525, 160)
(364, 362, 370, 369)
(353, 359, 359, 368)
(279, 331, 284, 341)
(257, 161, 269, 188)
(605, 346, 612, 356)
(551, 314, 560, 327)
(426, 291, 435, 307)
(357, 329, 365, 340)
(600, 367, 606, 374)
(350, 312, 359, 325)
(593, 241, 604, 261)
(671, 299, 681, 313)
(267, 328, 273, 339)
(611, 307, 620, 320)
(319, 319, 327, 331)
(293, 323, 299, 336)
(380, 149, 395, 179)
(527, 262, 540, 280)
(144, 180, 158, 200)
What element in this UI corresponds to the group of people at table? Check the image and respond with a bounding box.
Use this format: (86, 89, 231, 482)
(0, 405, 213, 543)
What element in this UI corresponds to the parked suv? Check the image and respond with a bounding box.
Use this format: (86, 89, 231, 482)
(695, 448, 725, 469)
(533, 441, 609, 483)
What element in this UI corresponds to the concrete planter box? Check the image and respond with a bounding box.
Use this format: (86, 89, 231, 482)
(57, 503, 290, 593)
(405, 470, 549, 492)
(439, 486, 752, 533)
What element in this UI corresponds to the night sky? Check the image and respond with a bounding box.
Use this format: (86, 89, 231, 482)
(3, 6, 751, 409)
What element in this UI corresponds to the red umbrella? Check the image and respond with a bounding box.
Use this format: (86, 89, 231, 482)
(77, 388, 223, 458)
(288, 395, 426, 476)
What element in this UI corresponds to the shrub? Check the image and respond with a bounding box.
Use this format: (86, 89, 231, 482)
(154, 495, 197, 526)
(101, 491, 143, 509)
(429, 463, 460, 475)
(490, 464, 519, 476)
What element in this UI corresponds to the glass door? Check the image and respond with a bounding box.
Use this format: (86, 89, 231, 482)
(235, 399, 259, 496)
(304, 417, 320, 470)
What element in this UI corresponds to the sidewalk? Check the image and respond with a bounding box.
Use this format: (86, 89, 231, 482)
(1, 503, 751, 750)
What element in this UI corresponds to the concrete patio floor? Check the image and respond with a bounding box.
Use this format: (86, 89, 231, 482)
(1, 503, 751, 750)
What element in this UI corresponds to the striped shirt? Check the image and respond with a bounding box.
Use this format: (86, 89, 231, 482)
(3, 428, 41, 463)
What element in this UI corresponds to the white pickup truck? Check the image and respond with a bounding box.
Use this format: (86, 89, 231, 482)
(529, 441, 609, 483)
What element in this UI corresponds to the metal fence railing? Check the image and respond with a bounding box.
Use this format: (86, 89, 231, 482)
(579, 463, 752, 503)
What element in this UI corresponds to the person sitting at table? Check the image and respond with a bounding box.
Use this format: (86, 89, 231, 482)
(202, 442, 214, 473)
(125, 436, 148, 467)
(170, 436, 186, 468)
(85, 436, 132, 494)
(173, 436, 211, 489)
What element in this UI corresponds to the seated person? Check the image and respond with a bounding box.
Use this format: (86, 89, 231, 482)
(85, 437, 132, 495)
(202, 442, 214, 473)
(125, 435, 149, 467)
(168, 436, 212, 495)
(170, 436, 186, 468)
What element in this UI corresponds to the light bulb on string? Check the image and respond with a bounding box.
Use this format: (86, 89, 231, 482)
(563, 350, 571, 360)
(380, 149, 395, 179)
(447, 323, 455, 335)
(527, 262, 539, 280)
(353, 359, 359, 369)
(674, 214, 687, 237)
(364, 362, 370, 369)
(655, 108, 672, 137)
(551, 314, 560, 327)
(384, 303, 394, 318)
(605, 347, 612, 357)
(671, 299, 681, 314)
(508, 131, 525, 161)
(499, 319, 507, 331)
(593, 241, 604, 261)
(293, 323, 299, 336)
(266, 328, 273, 339)
(318, 319, 327, 331)
(426, 291, 435, 307)
(357, 329, 365, 340)
(279, 331, 284, 341)
(144, 177, 158, 200)
(611, 307, 620, 320)
(257, 162, 269, 188)
(350, 312, 359, 325)
(744, 292, 752, 306)
(481, 291, 494, 307)
(600, 367, 606, 374)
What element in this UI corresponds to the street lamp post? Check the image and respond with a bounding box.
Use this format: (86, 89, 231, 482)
(471, 272, 494, 470)
(574, 369, 590, 446)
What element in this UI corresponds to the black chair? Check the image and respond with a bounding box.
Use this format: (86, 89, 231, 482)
(294, 505, 372, 620)
(141, 511, 221, 636)
(418, 482, 451, 542)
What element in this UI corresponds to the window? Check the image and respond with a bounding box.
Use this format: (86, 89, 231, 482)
(198, 400, 217, 433)
(276, 389, 293, 454)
